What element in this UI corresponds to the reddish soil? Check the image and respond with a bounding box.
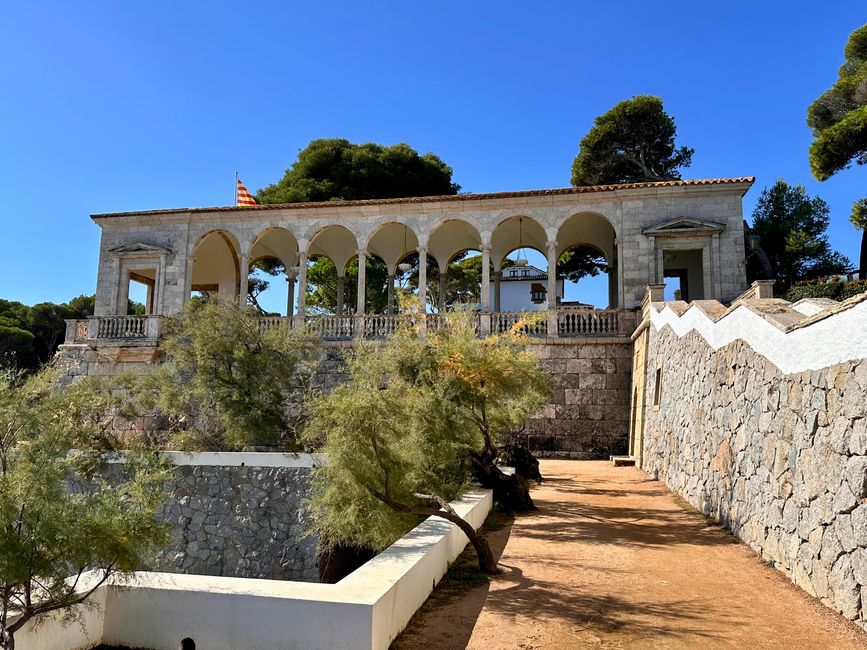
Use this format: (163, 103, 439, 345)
(394, 460, 867, 650)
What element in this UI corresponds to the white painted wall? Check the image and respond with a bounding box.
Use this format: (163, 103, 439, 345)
(649, 296, 867, 374)
(492, 265, 563, 311)
(17, 489, 493, 650)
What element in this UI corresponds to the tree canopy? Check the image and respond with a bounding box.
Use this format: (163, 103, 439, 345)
(571, 95, 694, 186)
(251, 139, 461, 311)
(0, 295, 98, 371)
(148, 300, 321, 450)
(303, 313, 550, 573)
(0, 369, 168, 650)
(256, 138, 460, 204)
(808, 23, 867, 278)
(747, 179, 850, 285)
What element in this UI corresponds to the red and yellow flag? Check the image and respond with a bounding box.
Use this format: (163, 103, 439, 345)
(236, 178, 257, 207)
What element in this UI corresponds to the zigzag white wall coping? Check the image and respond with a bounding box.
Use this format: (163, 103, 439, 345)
(648, 293, 867, 375)
(17, 488, 493, 650)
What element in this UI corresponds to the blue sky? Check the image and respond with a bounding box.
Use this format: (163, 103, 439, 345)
(1, 2, 865, 310)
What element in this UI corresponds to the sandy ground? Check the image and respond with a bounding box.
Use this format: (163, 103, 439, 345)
(394, 460, 867, 650)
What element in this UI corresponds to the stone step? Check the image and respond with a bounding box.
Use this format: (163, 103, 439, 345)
(610, 455, 636, 467)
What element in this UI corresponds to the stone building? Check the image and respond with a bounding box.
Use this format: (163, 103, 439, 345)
(62, 176, 753, 456)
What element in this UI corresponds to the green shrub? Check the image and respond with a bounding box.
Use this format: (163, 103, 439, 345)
(783, 278, 867, 302)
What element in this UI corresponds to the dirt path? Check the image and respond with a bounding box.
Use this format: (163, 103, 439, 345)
(394, 460, 867, 649)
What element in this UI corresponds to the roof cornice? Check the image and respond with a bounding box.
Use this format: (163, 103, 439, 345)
(91, 177, 755, 221)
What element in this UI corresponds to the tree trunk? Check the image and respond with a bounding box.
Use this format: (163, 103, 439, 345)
(859, 229, 866, 280)
(436, 510, 500, 574)
(471, 451, 536, 512)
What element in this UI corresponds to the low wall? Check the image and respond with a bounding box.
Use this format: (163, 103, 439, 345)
(105, 452, 322, 581)
(639, 294, 867, 627)
(17, 488, 493, 650)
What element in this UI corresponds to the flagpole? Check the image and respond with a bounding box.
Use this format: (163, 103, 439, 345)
(234, 171, 238, 207)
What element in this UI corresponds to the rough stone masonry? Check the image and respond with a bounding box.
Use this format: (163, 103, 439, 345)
(641, 324, 867, 628)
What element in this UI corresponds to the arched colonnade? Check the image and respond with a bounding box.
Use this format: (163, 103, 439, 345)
(188, 211, 621, 317)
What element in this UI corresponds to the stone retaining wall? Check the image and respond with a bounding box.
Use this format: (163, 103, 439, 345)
(312, 339, 633, 459)
(523, 340, 632, 458)
(641, 325, 867, 628)
(103, 454, 319, 581)
(56, 335, 634, 458)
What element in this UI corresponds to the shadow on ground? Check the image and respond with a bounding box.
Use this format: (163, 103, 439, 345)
(391, 510, 515, 650)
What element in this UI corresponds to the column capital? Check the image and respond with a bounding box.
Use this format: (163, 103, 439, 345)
(546, 240, 558, 251)
(356, 248, 367, 257)
(481, 244, 491, 254)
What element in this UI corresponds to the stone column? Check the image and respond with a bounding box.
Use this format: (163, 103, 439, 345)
(438, 267, 447, 312)
(356, 249, 367, 315)
(655, 247, 665, 285)
(295, 250, 308, 323)
(285, 272, 296, 317)
(702, 242, 712, 301)
(336, 275, 345, 316)
(481, 245, 491, 312)
(494, 270, 502, 312)
(238, 253, 249, 309)
(712, 232, 722, 299)
(546, 240, 558, 307)
(386, 274, 395, 314)
(417, 247, 427, 311)
(615, 237, 625, 309)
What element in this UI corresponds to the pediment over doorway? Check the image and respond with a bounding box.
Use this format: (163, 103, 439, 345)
(108, 242, 172, 255)
(642, 217, 726, 237)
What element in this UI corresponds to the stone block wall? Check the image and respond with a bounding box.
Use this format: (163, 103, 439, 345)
(521, 340, 632, 458)
(641, 324, 867, 628)
(56, 335, 633, 458)
(102, 456, 319, 581)
(312, 339, 633, 459)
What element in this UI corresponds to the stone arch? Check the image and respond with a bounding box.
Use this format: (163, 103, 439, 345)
(249, 226, 300, 268)
(190, 229, 241, 301)
(426, 219, 483, 272)
(308, 224, 359, 275)
(556, 212, 619, 308)
(365, 220, 420, 274)
(491, 215, 548, 270)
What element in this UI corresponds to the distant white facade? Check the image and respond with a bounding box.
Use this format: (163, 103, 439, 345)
(490, 263, 564, 311)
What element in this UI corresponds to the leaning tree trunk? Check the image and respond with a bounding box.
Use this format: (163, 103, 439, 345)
(471, 450, 536, 512)
(435, 509, 500, 574)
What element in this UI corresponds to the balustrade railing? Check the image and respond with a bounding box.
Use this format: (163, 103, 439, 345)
(65, 308, 636, 345)
(306, 315, 354, 340)
(257, 316, 289, 333)
(492, 312, 548, 336)
(65, 315, 162, 343)
(362, 314, 402, 339)
(557, 308, 620, 336)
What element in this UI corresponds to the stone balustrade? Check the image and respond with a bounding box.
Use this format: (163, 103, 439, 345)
(64, 308, 636, 345)
(64, 315, 162, 343)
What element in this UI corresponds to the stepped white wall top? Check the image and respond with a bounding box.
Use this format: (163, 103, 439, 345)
(647, 292, 867, 374)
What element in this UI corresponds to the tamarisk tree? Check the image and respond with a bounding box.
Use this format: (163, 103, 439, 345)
(0, 369, 169, 650)
(304, 312, 550, 574)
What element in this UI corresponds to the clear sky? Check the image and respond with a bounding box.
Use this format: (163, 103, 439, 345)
(1, 2, 865, 309)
